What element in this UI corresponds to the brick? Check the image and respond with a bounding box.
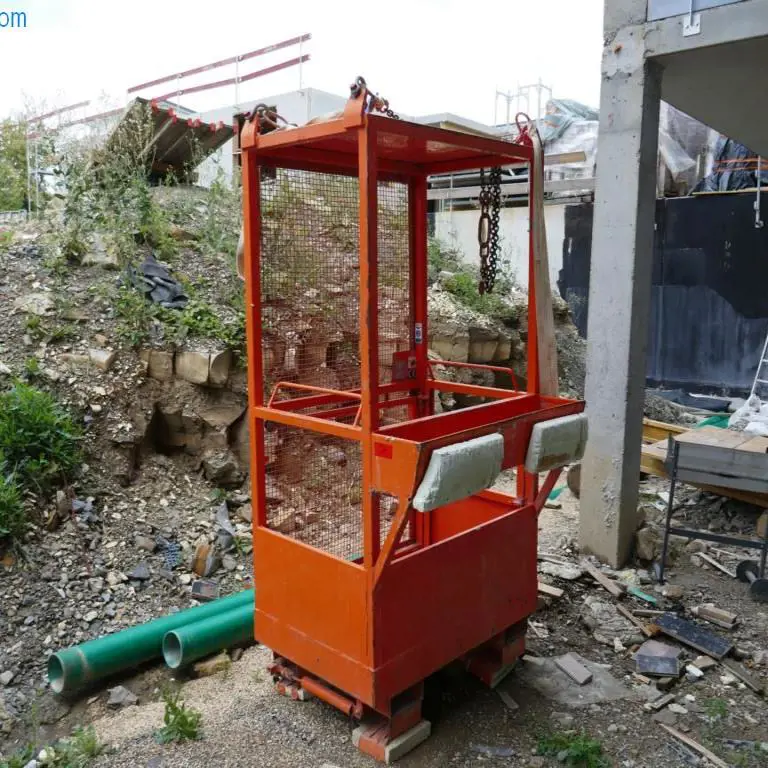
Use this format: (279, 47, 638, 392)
(555, 653, 593, 685)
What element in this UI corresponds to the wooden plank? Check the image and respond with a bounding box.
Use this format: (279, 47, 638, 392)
(657, 724, 729, 768)
(538, 582, 564, 599)
(617, 603, 653, 637)
(691, 605, 738, 629)
(640, 441, 768, 509)
(647, 693, 676, 711)
(642, 418, 687, 443)
(720, 659, 766, 696)
(583, 562, 625, 598)
(697, 553, 737, 579)
(530, 129, 558, 396)
(554, 653, 593, 685)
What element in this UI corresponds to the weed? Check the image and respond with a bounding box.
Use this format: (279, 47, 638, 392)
(24, 314, 42, 338)
(114, 284, 155, 347)
(704, 697, 728, 722)
(155, 687, 202, 744)
(0, 471, 25, 545)
(47, 324, 79, 343)
(537, 731, 610, 768)
(0, 229, 13, 248)
(0, 382, 82, 497)
(0, 744, 35, 768)
(23, 357, 42, 380)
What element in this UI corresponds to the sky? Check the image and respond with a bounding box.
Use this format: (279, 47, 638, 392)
(0, 0, 604, 125)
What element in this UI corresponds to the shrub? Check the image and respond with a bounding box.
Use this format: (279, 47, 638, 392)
(0, 382, 82, 495)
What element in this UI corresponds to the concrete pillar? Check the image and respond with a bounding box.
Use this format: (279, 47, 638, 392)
(579, 13, 662, 567)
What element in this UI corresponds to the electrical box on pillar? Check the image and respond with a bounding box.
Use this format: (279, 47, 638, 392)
(239, 76, 587, 763)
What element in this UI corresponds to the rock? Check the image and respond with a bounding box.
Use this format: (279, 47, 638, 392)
(549, 711, 575, 727)
(200, 403, 246, 430)
(237, 503, 252, 523)
(661, 584, 684, 600)
(0, 361, 11, 375)
(144, 349, 174, 381)
(193, 651, 230, 678)
(202, 449, 243, 487)
(230, 647, 244, 662)
(222, 554, 237, 572)
(176, 349, 210, 385)
(208, 349, 232, 387)
(652, 709, 678, 726)
(59, 353, 90, 367)
(179, 573, 193, 586)
(14, 292, 55, 316)
(539, 561, 583, 581)
(0, 671, 14, 686)
(580, 595, 637, 646)
(528, 758, 546, 768)
(87, 577, 104, 593)
(752, 650, 768, 667)
(635, 526, 659, 561)
(89, 348, 117, 371)
(135, 535, 157, 552)
(127, 562, 151, 581)
(668, 703, 688, 714)
(192, 543, 221, 577)
(107, 685, 138, 708)
(82, 236, 119, 268)
(83, 610, 98, 623)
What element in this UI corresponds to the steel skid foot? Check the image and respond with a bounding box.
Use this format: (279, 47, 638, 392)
(352, 684, 429, 764)
(463, 622, 527, 688)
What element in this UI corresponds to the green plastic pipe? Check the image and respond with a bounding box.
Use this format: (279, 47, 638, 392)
(162, 602, 254, 669)
(48, 588, 254, 695)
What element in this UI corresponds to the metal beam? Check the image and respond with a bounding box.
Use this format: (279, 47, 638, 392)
(427, 177, 595, 201)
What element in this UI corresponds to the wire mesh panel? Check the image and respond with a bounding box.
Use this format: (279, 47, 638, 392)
(257, 169, 412, 558)
(264, 422, 363, 559)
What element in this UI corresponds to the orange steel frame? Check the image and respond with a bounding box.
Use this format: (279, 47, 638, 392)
(241, 87, 585, 757)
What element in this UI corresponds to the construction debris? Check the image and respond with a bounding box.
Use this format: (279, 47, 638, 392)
(655, 613, 733, 659)
(583, 562, 625, 598)
(635, 639, 681, 678)
(691, 604, 739, 630)
(657, 723, 729, 768)
(555, 653, 593, 685)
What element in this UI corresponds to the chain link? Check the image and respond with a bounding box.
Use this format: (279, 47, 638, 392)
(478, 166, 502, 294)
(350, 76, 400, 120)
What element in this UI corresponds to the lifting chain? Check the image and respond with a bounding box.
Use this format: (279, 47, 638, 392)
(350, 76, 400, 120)
(478, 166, 502, 294)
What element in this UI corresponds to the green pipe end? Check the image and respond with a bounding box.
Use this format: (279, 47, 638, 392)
(162, 631, 184, 670)
(48, 649, 86, 695)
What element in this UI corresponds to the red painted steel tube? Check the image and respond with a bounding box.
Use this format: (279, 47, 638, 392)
(153, 55, 310, 103)
(427, 359, 519, 391)
(129, 34, 311, 93)
(300, 676, 363, 719)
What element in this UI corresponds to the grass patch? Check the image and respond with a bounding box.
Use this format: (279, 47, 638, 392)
(0, 382, 81, 496)
(537, 731, 610, 768)
(0, 726, 103, 768)
(0, 471, 25, 542)
(155, 687, 203, 744)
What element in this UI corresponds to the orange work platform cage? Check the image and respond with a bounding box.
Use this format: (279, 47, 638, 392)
(241, 82, 586, 762)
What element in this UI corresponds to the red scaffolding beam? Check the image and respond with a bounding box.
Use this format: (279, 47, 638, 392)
(153, 55, 310, 103)
(128, 33, 311, 94)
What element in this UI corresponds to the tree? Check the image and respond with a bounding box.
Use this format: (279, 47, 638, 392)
(0, 119, 27, 210)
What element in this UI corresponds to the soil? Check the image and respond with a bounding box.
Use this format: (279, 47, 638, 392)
(2, 201, 766, 768)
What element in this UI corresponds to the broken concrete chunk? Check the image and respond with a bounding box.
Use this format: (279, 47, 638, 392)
(538, 561, 583, 581)
(175, 349, 210, 385)
(202, 450, 243, 487)
(107, 685, 138, 708)
(555, 653, 593, 685)
(146, 349, 174, 381)
(127, 562, 151, 581)
(208, 349, 232, 387)
(580, 595, 637, 646)
(89, 348, 117, 371)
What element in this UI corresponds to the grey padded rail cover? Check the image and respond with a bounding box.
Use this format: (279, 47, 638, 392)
(412, 433, 504, 513)
(525, 413, 588, 474)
